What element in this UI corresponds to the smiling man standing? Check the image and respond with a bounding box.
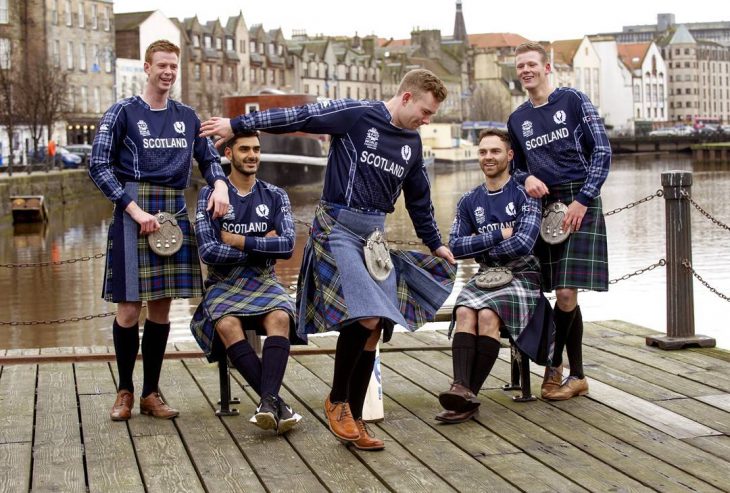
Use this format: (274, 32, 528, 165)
(90, 40, 229, 421)
(507, 41, 611, 401)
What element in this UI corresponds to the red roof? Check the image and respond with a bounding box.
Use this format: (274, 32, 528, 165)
(468, 33, 529, 49)
(617, 43, 650, 71)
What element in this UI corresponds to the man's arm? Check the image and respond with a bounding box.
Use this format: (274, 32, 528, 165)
(89, 103, 132, 209)
(575, 93, 611, 206)
(507, 120, 529, 186)
(192, 115, 229, 219)
(488, 193, 541, 261)
(448, 194, 504, 259)
(243, 188, 296, 260)
(194, 187, 247, 265)
(402, 160, 443, 252)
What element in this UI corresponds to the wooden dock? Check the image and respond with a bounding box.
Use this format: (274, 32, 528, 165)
(1, 320, 729, 492)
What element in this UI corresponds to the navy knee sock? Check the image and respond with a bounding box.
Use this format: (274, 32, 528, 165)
(469, 336, 501, 394)
(330, 323, 370, 403)
(565, 306, 584, 378)
(226, 339, 262, 396)
(260, 336, 291, 398)
(348, 350, 376, 420)
(452, 332, 477, 387)
(113, 319, 139, 393)
(552, 306, 576, 367)
(141, 319, 170, 398)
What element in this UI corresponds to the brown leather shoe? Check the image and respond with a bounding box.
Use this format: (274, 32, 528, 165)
(352, 419, 385, 451)
(541, 366, 563, 399)
(324, 396, 360, 441)
(435, 407, 479, 424)
(544, 376, 589, 401)
(140, 392, 179, 419)
(110, 390, 134, 421)
(438, 383, 480, 412)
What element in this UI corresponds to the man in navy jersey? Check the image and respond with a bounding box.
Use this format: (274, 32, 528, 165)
(191, 130, 302, 434)
(437, 129, 543, 423)
(90, 40, 229, 421)
(507, 42, 610, 400)
(201, 69, 456, 451)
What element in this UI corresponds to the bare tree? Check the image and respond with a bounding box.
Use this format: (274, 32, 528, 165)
(468, 84, 510, 123)
(0, 58, 18, 175)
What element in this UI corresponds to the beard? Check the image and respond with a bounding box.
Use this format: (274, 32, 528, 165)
(231, 159, 259, 176)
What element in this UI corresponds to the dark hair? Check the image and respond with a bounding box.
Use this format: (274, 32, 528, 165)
(477, 128, 512, 149)
(144, 39, 180, 64)
(515, 41, 549, 63)
(224, 130, 261, 149)
(396, 69, 448, 102)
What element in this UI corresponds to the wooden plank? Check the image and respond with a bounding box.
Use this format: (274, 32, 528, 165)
(159, 358, 266, 492)
(691, 347, 730, 364)
(0, 352, 36, 445)
(295, 349, 518, 492)
(590, 320, 665, 337)
(658, 399, 730, 434)
(683, 436, 730, 463)
(0, 443, 31, 493)
(134, 434, 205, 493)
(697, 394, 730, 412)
(32, 348, 85, 492)
(185, 357, 327, 492)
(392, 350, 654, 492)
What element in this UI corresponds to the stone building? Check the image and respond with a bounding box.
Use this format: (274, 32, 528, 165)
(248, 25, 292, 94)
(617, 41, 668, 123)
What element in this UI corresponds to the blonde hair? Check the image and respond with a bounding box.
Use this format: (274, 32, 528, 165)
(515, 42, 549, 63)
(144, 40, 180, 64)
(396, 69, 447, 103)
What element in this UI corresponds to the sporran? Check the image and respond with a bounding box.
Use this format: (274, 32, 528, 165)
(474, 266, 513, 289)
(540, 202, 571, 245)
(363, 228, 392, 281)
(148, 211, 183, 256)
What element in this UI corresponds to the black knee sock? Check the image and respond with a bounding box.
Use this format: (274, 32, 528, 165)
(260, 336, 291, 398)
(565, 306, 584, 378)
(348, 350, 376, 420)
(141, 319, 170, 398)
(552, 305, 576, 367)
(113, 319, 139, 393)
(452, 332, 477, 387)
(469, 336, 501, 394)
(330, 323, 370, 403)
(226, 339, 262, 396)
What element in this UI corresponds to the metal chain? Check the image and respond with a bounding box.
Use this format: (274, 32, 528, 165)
(0, 252, 106, 269)
(608, 258, 666, 284)
(0, 311, 117, 326)
(682, 259, 730, 302)
(680, 190, 730, 232)
(604, 189, 664, 217)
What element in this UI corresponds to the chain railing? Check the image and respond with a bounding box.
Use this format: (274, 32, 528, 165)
(604, 189, 663, 217)
(0, 252, 107, 269)
(682, 259, 730, 302)
(681, 189, 730, 232)
(0, 312, 117, 326)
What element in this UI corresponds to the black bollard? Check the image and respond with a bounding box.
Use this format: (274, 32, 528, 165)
(646, 171, 716, 350)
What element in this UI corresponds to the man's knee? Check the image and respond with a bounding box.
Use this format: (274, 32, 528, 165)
(364, 326, 382, 351)
(146, 298, 172, 324)
(116, 302, 142, 327)
(215, 316, 244, 346)
(477, 309, 501, 339)
(263, 310, 290, 337)
(454, 306, 478, 335)
(555, 289, 578, 312)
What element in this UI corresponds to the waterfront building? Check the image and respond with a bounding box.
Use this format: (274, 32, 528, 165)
(590, 36, 635, 134)
(248, 24, 292, 94)
(617, 41, 668, 124)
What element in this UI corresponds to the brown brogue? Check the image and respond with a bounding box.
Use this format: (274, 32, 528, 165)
(352, 419, 385, 451)
(324, 396, 360, 441)
(544, 376, 589, 401)
(435, 407, 479, 424)
(140, 392, 179, 419)
(110, 390, 134, 421)
(438, 382, 480, 412)
(541, 365, 563, 399)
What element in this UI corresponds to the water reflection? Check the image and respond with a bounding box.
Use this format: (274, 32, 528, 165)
(0, 153, 728, 349)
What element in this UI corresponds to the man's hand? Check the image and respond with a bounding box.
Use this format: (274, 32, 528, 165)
(265, 230, 278, 238)
(126, 202, 159, 235)
(207, 180, 229, 220)
(501, 227, 513, 240)
(525, 175, 549, 198)
(563, 200, 588, 232)
(432, 245, 456, 265)
(221, 231, 244, 250)
(200, 117, 233, 150)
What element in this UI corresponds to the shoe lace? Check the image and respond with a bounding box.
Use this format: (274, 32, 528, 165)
(358, 420, 375, 438)
(337, 403, 353, 422)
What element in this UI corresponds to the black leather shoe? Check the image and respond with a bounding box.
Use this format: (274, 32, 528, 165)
(438, 382, 480, 412)
(435, 407, 479, 424)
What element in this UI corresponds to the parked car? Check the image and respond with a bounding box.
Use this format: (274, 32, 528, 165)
(649, 128, 677, 137)
(674, 125, 695, 136)
(64, 144, 92, 163)
(56, 147, 83, 168)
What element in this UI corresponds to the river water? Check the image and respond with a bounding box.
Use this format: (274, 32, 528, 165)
(1, 153, 728, 349)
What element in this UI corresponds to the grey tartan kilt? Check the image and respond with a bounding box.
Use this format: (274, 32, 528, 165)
(449, 255, 542, 340)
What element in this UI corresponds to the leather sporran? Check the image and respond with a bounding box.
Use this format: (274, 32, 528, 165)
(474, 266, 513, 289)
(363, 229, 392, 282)
(540, 202, 571, 245)
(148, 211, 183, 257)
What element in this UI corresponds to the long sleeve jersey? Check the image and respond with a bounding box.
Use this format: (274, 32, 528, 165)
(449, 178, 541, 263)
(507, 88, 611, 206)
(231, 98, 443, 250)
(89, 95, 225, 209)
(195, 178, 295, 276)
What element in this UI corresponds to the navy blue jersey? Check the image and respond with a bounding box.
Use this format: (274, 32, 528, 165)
(90, 95, 225, 209)
(195, 178, 295, 273)
(449, 178, 541, 263)
(231, 98, 442, 250)
(507, 88, 611, 206)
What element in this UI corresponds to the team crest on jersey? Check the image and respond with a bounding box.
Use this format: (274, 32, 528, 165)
(318, 98, 331, 109)
(521, 120, 533, 138)
(553, 110, 567, 125)
(223, 204, 235, 221)
(137, 120, 151, 137)
(474, 206, 485, 224)
(401, 145, 412, 163)
(174, 121, 186, 134)
(98, 123, 109, 133)
(364, 127, 379, 150)
(255, 204, 269, 219)
(505, 202, 516, 217)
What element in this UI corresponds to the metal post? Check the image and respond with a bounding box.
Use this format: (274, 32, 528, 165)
(215, 358, 240, 417)
(646, 171, 716, 349)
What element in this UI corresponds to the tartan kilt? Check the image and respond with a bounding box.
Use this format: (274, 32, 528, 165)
(190, 264, 297, 361)
(102, 182, 203, 302)
(449, 255, 542, 340)
(536, 180, 609, 291)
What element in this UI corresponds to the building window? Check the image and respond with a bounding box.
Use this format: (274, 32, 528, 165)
(104, 7, 110, 31)
(216, 65, 222, 80)
(192, 35, 199, 48)
(52, 40, 60, 67)
(80, 86, 88, 113)
(249, 41, 255, 53)
(206, 65, 212, 80)
(204, 36, 211, 49)
(216, 38, 222, 50)
(0, 0, 9, 23)
(64, 0, 72, 26)
(227, 66, 233, 81)
(93, 87, 100, 113)
(79, 43, 86, 70)
(0, 38, 10, 69)
(78, 2, 84, 28)
(51, 0, 58, 24)
(226, 38, 233, 51)
(66, 41, 74, 69)
(194, 64, 200, 80)
(105, 49, 112, 72)
(91, 4, 97, 29)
